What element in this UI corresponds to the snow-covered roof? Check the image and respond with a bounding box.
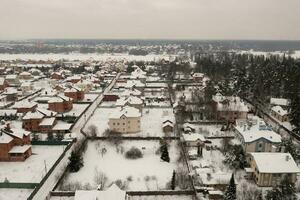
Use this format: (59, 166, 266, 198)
(12, 100, 37, 109)
(235, 116, 281, 143)
(36, 108, 57, 117)
(39, 117, 56, 126)
(9, 145, 31, 154)
(75, 184, 126, 200)
(270, 98, 290, 106)
(0, 132, 13, 144)
(0, 109, 17, 116)
(271, 105, 288, 116)
(212, 93, 249, 112)
(193, 72, 204, 78)
(52, 122, 72, 131)
(48, 95, 71, 103)
(182, 133, 205, 142)
(110, 106, 141, 119)
(251, 153, 300, 174)
(115, 96, 143, 107)
(23, 111, 44, 120)
(162, 121, 174, 128)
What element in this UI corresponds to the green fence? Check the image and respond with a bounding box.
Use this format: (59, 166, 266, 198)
(0, 182, 39, 189)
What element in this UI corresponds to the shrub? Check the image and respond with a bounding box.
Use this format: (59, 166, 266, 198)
(125, 147, 143, 159)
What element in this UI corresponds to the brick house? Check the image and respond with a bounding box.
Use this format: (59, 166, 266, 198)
(64, 87, 84, 101)
(0, 78, 9, 91)
(51, 72, 64, 80)
(48, 95, 73, 113)
(22, 111, 45, 132)
(0, 125, 32, 161)
(39, 117, 57, 133)
(12, 100, 38, 113)
(211, 93, 248, 122)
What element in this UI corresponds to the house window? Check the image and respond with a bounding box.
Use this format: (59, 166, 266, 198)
(123, 123, 125, 125)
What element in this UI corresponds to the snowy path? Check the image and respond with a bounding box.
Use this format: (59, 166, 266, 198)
(31, 74, 120, 200)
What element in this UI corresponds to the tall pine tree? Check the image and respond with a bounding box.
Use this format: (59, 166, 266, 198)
(171, 170, 176, 190)
(224, 173, 236, 200)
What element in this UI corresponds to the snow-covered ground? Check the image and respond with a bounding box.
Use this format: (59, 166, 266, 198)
(0, 145, 66, 183)
(0, 53, 173, 62)
(84, 107, 175, 137)
(130, 195, 194, 200)
(83, 93, 99, 102)
(61, 140, 183, 191)
(0, 188, 33, 200)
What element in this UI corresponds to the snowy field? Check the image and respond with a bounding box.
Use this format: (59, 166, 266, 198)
(0, 188, 33, 200)
(0, 145, 66, 183)
(60, 140, 184, 191)
(84, 107, 175, 137)
(50, 197, 74, 200)
(0, 53, 173, 61)
(130, 195, 195, 200)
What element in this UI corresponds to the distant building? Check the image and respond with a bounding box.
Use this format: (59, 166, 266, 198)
(192, 72, 204, 82)
(0, 78, 9, 91)
(211, 93, 248, 122)
(108, 106, 141, 133)
(270, 98, 290, 108)
(271, 105, 289, 122)
(249, 153, 300, 186)
(19, 71, 33, 80)
(64, 87, 85, 101)
(51, 72, 64, 80)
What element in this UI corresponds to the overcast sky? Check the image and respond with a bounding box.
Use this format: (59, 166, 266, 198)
(1, 0, 300, 40)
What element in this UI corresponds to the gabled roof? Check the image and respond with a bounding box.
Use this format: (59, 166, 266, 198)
(235, 116, 281, 143)
(110, 106, 141, 119)
(271, 105, 288, 116)
(23, 111, 44, 120)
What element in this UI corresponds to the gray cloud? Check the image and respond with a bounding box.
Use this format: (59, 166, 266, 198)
(0, 0, 300, 40)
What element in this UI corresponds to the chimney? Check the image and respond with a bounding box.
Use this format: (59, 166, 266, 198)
(243, 124, 247, 132)
(286, 155, 290, 162)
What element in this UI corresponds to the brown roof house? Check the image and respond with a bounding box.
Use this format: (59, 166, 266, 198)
(48, 95, 73, 113)
(0, 124, 32, 161)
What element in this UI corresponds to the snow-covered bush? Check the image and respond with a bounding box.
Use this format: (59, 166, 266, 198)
(125, 147, 143, 159)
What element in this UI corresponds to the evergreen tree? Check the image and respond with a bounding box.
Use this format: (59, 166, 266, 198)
(171, 170, 176, 190)
(160, 143, 170, 162)
(68, 151, 84, 172)
(290, 95, 300, 135)
(265, 187, 282, 200)
(224, 173, 236, 200)
(280, 138, 298, 160)
(280, 175, 296, 200)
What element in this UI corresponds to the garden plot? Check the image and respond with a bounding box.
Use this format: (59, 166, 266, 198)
(0, 188, 33, 200)
(60, 140, 187, 191)
(0, 145, 66, 183)
(84, 107, 175, 137)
